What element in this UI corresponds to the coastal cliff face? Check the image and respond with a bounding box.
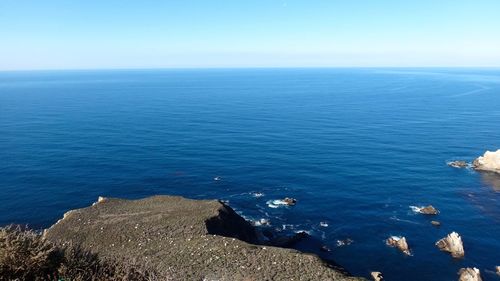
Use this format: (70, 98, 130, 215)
(44, 196, 363, 281)
(473, 150, 500, 173)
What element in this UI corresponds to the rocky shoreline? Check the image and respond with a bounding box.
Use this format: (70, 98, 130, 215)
(448, 149, 500, 174)
(44, 195, 364, 281)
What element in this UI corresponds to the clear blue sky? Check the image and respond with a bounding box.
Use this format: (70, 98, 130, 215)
(1, 0, 499, 70)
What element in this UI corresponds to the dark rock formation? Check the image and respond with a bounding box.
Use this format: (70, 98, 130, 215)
(436, 232, 464, 258)
(458, 267, 482, 281)
(44, 195, 362, 281)
(268, 231, 310, 248)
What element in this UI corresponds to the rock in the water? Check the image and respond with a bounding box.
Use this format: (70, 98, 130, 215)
(496, 266, 500, 276)
(419, 205, 439, 215)
(336, 238, 354, 247)
(269, 231, 309, 247)
(473, 150, 500, 173)
(448, 161, 468, 168)
(45, 196, 360, 280)
(431, 220, 441, 227)
(283, 197, 297, 206)
(458, 267, 482, 281)
(386, 236, 411, 255)
(436, 232, 464, 258)
(371, 271, 383, 281)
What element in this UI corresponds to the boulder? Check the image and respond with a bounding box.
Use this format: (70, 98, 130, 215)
(496, 266, 500, 276)
(371, 271, 383, 281)
(283, 197, 297, 206)
(458, 267, 482, 281)
(448, 161, 468, 168)
(431, 220, 441, 227)
(473, 150, 500, 173)
(419, 205, 439, 215)
(386, 236, 411, 255)
(436, 232, 464, 258)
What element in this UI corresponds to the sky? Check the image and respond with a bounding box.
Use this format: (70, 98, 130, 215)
(1, 0, 500, 70)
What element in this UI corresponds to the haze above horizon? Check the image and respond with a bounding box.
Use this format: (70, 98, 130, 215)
(1, 0, 500, 71)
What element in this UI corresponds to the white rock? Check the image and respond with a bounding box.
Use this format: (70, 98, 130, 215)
(458, 267, 482, 281)
(371, 271, 383, 281)
(436, 232, 464, 258)
(473, 150, 500, 173)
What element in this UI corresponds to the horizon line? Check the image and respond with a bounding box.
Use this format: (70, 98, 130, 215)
(2, 65, 500, 73)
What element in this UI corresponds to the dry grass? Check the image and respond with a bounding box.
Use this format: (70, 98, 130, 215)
(0, 225, 160, 281)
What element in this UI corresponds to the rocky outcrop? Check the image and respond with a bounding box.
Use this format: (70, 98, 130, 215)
(386, 236, 411, 255)
(473, 150, 500, 173)
(436, 232, 464, 258)
(448, 161, 468, 168)
(431, 220, 441, 227)
(371, 271, 383, 281)
(283, 197, 297, 206)
(458, 267, 482, 281)
(419, 205, 439, 215)
(410, 205, 439, 215)
(44, 195, 363, 281)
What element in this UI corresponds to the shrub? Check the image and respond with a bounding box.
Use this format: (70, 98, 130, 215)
(0, 225, 60, 280)
(0, 225, 159, 281)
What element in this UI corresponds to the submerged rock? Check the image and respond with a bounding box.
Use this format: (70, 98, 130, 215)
(386, 236, 411, 255)
(448, 161, 468, 168)
(320, 245, 332, 252)
(371, 271, 383, 281)
(431, 220, 441, 227)
(436, 232, 464, 258)
(473, 150, 500, 173)
(458, 267, 482, 281)
(283, 197, 297, 206)
(45, 196, 360, 280)
(336, 238, 354, 247)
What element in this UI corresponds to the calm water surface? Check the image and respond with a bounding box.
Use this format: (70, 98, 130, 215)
(1, 68, 499, 280)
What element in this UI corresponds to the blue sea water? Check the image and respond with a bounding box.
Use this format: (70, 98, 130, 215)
(0, 68, 499, 280)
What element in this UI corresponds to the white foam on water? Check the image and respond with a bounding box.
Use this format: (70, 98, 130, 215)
(390, 236, 402, 241)
(266, 199, 288, 208)
(409, 206, 422, 213)
(253, 218, 270, 226)
(252, 192, 265, 198)
(319, 222, 329, 227)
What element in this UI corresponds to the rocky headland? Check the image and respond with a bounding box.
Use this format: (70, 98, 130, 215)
(44, 195, 364, 281)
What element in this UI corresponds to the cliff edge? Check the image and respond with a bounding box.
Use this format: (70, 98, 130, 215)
(44, 195, 363, 281)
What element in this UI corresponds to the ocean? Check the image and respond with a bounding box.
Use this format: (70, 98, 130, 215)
(0, 68, 499, 280)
